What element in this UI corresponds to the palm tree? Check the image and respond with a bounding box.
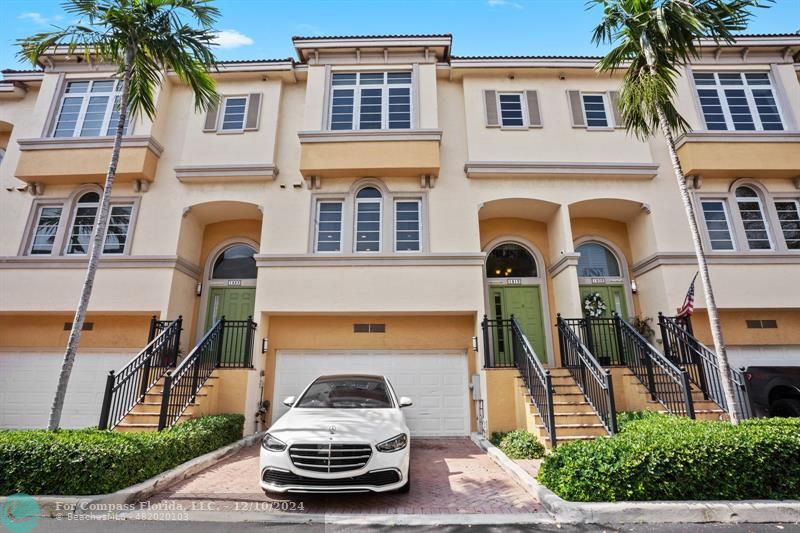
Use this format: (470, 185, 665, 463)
(18, 0, 220, 430)
(590, 0, 772, 424)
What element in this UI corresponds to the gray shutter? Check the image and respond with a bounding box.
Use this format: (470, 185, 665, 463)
(609, 91, 624, 128)
(525, 90, 542, 127)
(567, 90, 585, 127)
(484, 90, 499, 127)
(244, 93, 262, 131)
(203, 99, 219, 132)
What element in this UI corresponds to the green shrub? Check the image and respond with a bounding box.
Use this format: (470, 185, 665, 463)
(493, 429, 546, 459)
(537, 416, 800, 502)
(0, 414, 244, 496)
(616, 410, 666, 431)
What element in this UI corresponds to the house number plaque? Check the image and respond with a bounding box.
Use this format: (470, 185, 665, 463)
(227, 280, 242, 286)
(506, 278, 522, 285)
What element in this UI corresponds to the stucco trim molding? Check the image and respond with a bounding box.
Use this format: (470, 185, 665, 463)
(464, 161, 659, 179)
(674, 131, 800, 149)
(255, 253, 485, 268)
(298, 129, 443, 144)
(17, 135, 165, 156)
(174, 164, 278, 183)
(632, 251, 800, 276)
(0, 255, 201, 278)
(548, 252, 581, 276)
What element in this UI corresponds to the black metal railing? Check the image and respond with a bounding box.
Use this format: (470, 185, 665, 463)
(157, 316, 256, 430)
(559, 317, 626, 366)
(557, 316, 617, 435)
(616, 314, 695, 418)
(481, 316, 516, 368)
(98, 317, 182, 430)
(148, 316, 174, 343)
(731, 367, 754, 419)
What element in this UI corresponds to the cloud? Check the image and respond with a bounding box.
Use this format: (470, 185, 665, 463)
(488, 0, 523, 8)
(18, 12, 64, 26)
(212, 29, 254, 49)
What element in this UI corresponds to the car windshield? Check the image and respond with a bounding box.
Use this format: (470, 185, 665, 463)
(295, 377, 393, 409)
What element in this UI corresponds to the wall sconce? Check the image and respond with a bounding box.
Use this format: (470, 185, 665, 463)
(261, 338, 269, 354)
(631, 279, 638, 294)
(472, 336, 479, 352)
(195, 282, 202, 296)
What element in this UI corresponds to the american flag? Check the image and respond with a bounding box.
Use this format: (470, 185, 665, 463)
(677, 272, 698, 317)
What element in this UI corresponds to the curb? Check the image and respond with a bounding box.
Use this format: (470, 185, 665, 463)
(32, 431, 264, 517)
(470, 432, 800, 524)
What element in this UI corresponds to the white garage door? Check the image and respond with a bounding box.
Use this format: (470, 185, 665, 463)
(273, 350, 470, 436)
(727, 345, 800, 369)
(0, 351, 133, 429)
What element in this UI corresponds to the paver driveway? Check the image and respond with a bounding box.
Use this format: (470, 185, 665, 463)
(147, 438, 543, 515)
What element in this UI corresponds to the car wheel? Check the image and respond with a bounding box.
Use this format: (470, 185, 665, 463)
(397, 471, 410, 494)
(771, 398, 800, 417)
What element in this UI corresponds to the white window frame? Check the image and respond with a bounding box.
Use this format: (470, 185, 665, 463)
(393, 198, 423, 253)
(496, 92, 528, 128)
(51, 79, 131, 138)
(313, 199, 345, 254)
(353, 189, 383, 253)
(327, 71, 414, 131)
(692, 71, 785, 132)
(217, 95, 250, 133)
(27, 203, 64, 256)
(63, 195, 136, 256)
(699, 199, 737, 252)
(581, 92, 613, 129)
(735, 186, 774, 251)
(773, 198, 800, 251)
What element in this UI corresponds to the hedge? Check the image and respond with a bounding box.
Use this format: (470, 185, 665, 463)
(538, 415, 800, 502)
(0, 414, 244, 496)
(490, 430, 546, 459)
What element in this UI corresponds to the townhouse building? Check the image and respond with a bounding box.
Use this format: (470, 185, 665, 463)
(0, 33, 798, 445)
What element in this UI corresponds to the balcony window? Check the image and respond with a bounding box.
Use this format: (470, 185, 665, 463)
(52, 80, 130, 138)
(329, 72, 412, 131)
(693, 72, 784, 131)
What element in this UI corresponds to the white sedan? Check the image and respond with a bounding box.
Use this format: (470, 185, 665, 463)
(260, 374, 412, 493)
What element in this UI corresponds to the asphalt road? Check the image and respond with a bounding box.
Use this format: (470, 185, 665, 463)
(24, 520, 800, 533)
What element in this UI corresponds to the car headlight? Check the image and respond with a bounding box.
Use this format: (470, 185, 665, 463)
(261, 433, 287, 452)
(376, 433, 408, 453)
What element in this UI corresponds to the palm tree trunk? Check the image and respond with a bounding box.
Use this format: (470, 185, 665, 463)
(47, 46, 135, 430)
(652, 102, 742, 425)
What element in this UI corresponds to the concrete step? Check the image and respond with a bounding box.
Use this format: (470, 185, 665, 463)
(538, 423, 608, 438)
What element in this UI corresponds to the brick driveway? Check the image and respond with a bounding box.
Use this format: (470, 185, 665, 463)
(147, 438, 543, 515)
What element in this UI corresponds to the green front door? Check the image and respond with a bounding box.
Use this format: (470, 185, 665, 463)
(578, 284, 628, 364)
(205, 287, 256, 365)
(489, 285, 547, 364)
(578, 284, 628, 319)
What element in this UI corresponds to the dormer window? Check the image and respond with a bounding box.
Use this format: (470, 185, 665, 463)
(329, 71, 412, 131)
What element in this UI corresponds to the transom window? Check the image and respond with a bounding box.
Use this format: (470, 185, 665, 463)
(487, 244, 538, 278)
(354, 187, 382, 252)
(52, 80, 130, 138)
(211, 245, 257, 279)
(220, 96, 248, 131)
(693, 72, 783, 131)
(329, 71, 412, 130)
(701, 200, 735, 251)
(498, 93, 524, 127)
(581, 94, 610, 128)
(735, 186, 772, 250)
(576, 243, 621, 277)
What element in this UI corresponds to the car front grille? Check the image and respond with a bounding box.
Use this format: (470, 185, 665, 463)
(263, 468, 400, 487)
(288, 443, 373, 473)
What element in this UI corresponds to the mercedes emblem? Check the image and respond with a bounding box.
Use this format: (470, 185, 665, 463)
(328, 425, 336, 434)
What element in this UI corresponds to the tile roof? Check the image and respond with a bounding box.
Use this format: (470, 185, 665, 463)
(292, 33, 452, 41)
(216, 58, 293, 65)
(452, 55, 601, 60)
(1, 68, 44, 74)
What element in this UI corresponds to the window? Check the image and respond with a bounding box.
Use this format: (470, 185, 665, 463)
(315, 201, 344, 253)
(28, 205, 63, 255)
(487, 244, 537, 278)
(354, 187, 382, 252)
(211, 245, 257, 279)
(65, 192, 134, 255)
(693, 72, 783, 131)
(735, 186, 772, 250)
(701, 200, 735, 251)
(329, 71, 412, 130)
(774, 199, 800, 250)
(498, 93, 524, 127)
(576, 243, 621, 277)
(394, 200, 421, 252)
(219, 96, 248, 131)
(581, 94, 610, 128)
(52, 80, 130, 137)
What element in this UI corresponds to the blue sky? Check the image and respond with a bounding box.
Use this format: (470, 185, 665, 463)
(1, 0, 798, 70)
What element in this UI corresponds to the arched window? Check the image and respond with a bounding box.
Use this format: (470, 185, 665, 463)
(354, 187, 382, 252)
(66, 192, 101, 255)
(487, 243, 537, 278)
(735, 186, 772, 250)
(576, 242, 621, 278)
(212, 244, 257, 279)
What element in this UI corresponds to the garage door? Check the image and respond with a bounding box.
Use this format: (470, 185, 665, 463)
(727, 345, 800, 369)
(0, 351, 133, 429)
(273, 350, 470, 436)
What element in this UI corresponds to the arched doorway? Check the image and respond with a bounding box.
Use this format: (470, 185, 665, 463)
(203, 243, 257, 332)
(485, 242, 548, 363)
(575, 241, 629, 319)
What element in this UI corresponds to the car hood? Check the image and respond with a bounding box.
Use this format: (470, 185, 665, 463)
(268, 408, 408, 443)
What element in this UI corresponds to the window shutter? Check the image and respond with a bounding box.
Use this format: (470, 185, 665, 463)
(525, 90, 542, 127)
(203, 100, 220, 132)
(484, 90, 499, 127)
(244, 93, 262, 131)
(609, 91, 624, 128)
(567, 90, 585, 127)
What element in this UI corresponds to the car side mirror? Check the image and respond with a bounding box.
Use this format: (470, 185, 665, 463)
(399, 396, 413, 408)
(282, 396, 296, 407)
